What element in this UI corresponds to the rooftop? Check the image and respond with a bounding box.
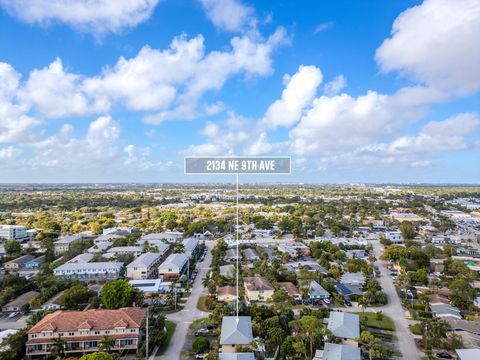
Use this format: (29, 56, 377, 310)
(220, 316, 253, 345)
(28, 307, 146, 333)
(327, 312, 360, 340)
(244, 276, 274, 291)
(127, 252, 161, 268)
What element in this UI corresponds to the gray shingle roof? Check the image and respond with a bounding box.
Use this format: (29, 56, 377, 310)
(327, 312, 360, 340)
(127, 252, 162, 269)
(219, 354, 255, 360)
(220, 316, 253, 345)
(322, 343, 361, 360)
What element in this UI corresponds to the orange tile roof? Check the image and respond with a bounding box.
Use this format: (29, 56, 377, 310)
(28, 307, 146, 334)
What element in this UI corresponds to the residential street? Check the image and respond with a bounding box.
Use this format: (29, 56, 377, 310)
(160, 241, 214, 359)
(371, 239, 422, 360)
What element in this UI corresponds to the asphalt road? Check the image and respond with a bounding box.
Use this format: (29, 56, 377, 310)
(371, 239, 422, 360)
(160, 241, 214, 360)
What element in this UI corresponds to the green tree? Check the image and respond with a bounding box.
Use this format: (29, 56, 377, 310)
(101, 279, 143, 309)
(4, 240, 21, 256)
(50, 335, 66, 358)
(449, 278, 476, 309)
(99, 335, 115, 353)
(192, 336, 210, 354)
(79, 352, 113, 360)
(60, 284, 95, 310)
(400, 222, 416, 240)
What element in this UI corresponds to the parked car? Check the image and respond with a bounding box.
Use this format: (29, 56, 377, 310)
(323, 298, 331, 305)
(344, 300, 352, 307)
(435, 352, 452, 359)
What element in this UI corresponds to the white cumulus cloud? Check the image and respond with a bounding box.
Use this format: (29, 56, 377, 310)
(199, 0, 254, 32)
(0, 0, 160, 37)
(375, 0, 480, 95)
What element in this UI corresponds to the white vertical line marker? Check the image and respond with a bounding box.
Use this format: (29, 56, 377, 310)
(236, 173, 239, 323)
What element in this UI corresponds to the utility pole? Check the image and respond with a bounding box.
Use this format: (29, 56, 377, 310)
(145, 307, 149, 360)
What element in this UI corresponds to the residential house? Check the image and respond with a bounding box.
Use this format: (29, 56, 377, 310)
(25, 256, 45, 269)
(313, 343, 361, 360)
(93, 234, 123, 246)
(226, 248, 240, 262)
(278, 282, 302, 301)
(53, 262, 123, 281)
(2, 291, 39, 312)
(217, 286, 238, 303)
(327, 312, 360, 346)
(148, 231, 183, 243)
(129, 279, 172, 295)
(102, 227, 138, 235)
(309, 281, 331, 300)
(244, 277, 274, 302)
(285, 260, 328, 275)
(42, 291, 65, 311)
(334, 283, 363, 299)
(4, 255, 35, 271)
(278, 242, 310, 258)
(219, 316, 253, 353)
(219, 354, 255, 360)
(243, 248, 260, 262)
(340, 273, 366, 287)
(54, 234, 87, 256)
(345, 250, 367, 260)
(158, 253, 189, 280)
(126, 252, 163, 280)
(385, 231, 404, 244)
(430, 303, 462, 320)
(182, 237, 200, 258)
(26, 307, 146, 358)
(456, 349, 480, 360)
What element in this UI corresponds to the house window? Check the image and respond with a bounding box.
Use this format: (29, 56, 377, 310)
(105, 330, 110, 334)
(69, 332, 74, 336)
(94, 331, 100, 335)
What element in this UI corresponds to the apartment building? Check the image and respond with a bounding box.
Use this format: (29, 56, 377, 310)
(158, 253, 188, 280)
(54, 235, 86, 256)
(0, 225, 28, 241)
(53, 262, 123, 281)
(26, 307, 146, 358)
(126, 252, 163, 280)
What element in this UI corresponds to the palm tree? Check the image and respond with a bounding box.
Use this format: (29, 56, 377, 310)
(50, 335, 66, 358)
(99, 335, 115, 353)
(358, 296, 369, 312)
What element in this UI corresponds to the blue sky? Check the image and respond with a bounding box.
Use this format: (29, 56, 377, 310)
(0, 0, 479, 183)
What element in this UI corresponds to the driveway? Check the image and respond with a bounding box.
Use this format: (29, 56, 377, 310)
(371, 239, 422, 360)
(159, 241, 214, 359)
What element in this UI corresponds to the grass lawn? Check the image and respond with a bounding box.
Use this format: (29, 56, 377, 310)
(156, 320, 176, 355)
(355, 312, 395, 331)
(409, 323, 423, 335)
(197, 295, 211, 312)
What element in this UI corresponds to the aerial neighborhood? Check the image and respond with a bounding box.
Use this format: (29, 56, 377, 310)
(0, 185, 479, 360)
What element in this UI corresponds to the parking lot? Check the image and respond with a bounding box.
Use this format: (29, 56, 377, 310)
(0, 312, 31, 330)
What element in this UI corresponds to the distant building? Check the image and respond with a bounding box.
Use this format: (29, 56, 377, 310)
(129, 279, 172, 295)
(53, 262, 123, 281)
(105, 246, 142, 258)
(54, 234, 87, 256)
(385, 231, 404, 244)
(102, 227, 139, 235)
(4, 255, 35, 271)
(226, 248, 241, 262)
(2, 291, 39, 312)
(126, 252, 163, 280)
(278, 242, 310, 258)
(158, 253, 189, 280)
(244, 276, 274, 301)
(41, 291, 65, 311)
(456, 349, 480, 360)
(66, 253, 94, 264)
(340, 272, 366, 287)
(26, 307, 146, 358)
(24, 256, 45, 269)
(0, 225, 28, 241)
(219, 316, 253, 353)
(182, 237, 200, 258)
